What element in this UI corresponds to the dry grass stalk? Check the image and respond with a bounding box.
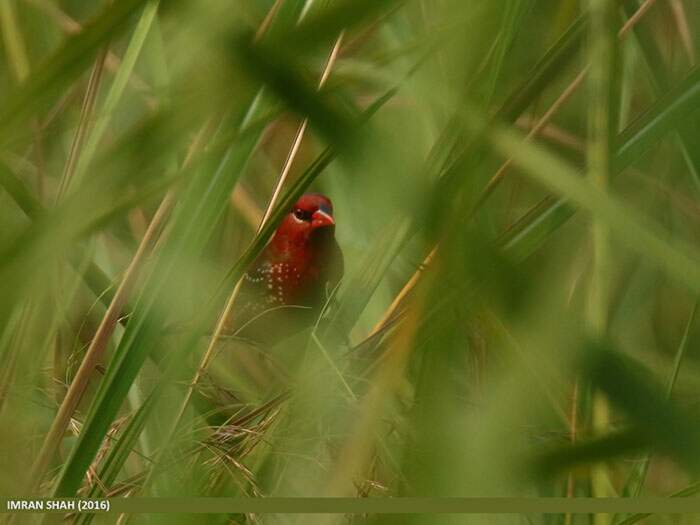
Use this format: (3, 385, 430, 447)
(27, 124, 211, 492)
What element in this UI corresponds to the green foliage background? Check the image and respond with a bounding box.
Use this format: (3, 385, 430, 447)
(0, 0, 699, 523)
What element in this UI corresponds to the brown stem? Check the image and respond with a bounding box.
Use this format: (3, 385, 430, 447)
(54, 45, 109, 203)
(27, 125, 209, 493)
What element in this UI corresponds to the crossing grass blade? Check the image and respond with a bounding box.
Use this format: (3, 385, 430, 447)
(535, 341, 700, 477)
(51, 117, 265, 497)
(622, 0, 700, 191)
(0, 0, 165, 146)
(501, 64, 700, 261)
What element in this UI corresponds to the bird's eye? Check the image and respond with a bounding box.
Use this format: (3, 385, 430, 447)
(292, 208, 309, 221)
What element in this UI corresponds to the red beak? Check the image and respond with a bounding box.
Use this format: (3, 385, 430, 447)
(311, 209, 335, 229)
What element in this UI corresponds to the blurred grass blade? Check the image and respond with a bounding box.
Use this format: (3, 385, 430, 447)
(431, 5, 598, 228)
(623, 0, 700, 190)
(536, 342, 700, 478)
(438, 0, 630, 193)
(486, 102, 700, 293)
(51, 119, 264, 497)
(615, 65, 700, 171)
(236, 33, 358, 148)
(623, 299, 699, 497)
(0, 159, 119, 310)
(73, 0, 161, 188)
(0, 152, 175, 342)
(586, 0, 619, 503)
(0, 0, 30, 82)
(267, 0, 403, 52)
(0, 161, 43, 218)
(496, 2, 585, 122)
(476, 0, 534, 106)
(0, 0, 163, 146)
(502, 64, 700, 262)
(536, 430, 645, 479)
(586, 344, 700, 471)
(322, 218, 411, 342)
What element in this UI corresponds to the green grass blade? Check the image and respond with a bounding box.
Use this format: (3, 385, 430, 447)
(72, 0, 161, 189)
(51, 121, 264, 497)
(0, 0, 165, 146)
(622, 0, 700, 190)
(502, 64, 700, 262)
(483, 104, 700, 294)
(623, 299, 699, 497)
(537, 343, 700, 477)
(0, 0, 30, 83)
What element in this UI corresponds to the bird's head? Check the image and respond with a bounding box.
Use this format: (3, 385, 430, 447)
(272, 193, 336, 252)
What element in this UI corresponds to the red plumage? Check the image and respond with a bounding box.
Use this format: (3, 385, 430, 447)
(227, 193, 343, 344)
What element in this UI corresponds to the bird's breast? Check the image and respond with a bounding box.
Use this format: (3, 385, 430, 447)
(259, 261, 303, 305)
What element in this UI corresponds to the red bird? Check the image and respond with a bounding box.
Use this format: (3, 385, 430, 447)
(228, 193, 343, 344)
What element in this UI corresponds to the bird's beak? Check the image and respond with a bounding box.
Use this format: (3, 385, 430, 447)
(311, 209, 335, 229)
